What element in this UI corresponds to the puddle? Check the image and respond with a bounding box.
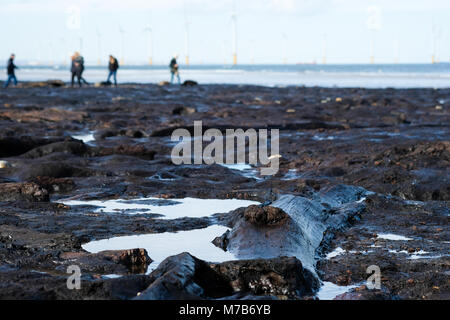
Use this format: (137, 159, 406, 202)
(82, 225, 235, 272)
(219, 163, 263, 180)
(59, 197, 259, 220)
(281, 169, 302, 181)
(312, 134, 336, 141)
(72, 132, 95, 144)
(102, 274, 122, 279)
(326, 246, 373, 259)
(316, 282, 360, 300)
(326, 247, 346, 259)
(376, 233, 413, 241)
(220, 163, 252, 171)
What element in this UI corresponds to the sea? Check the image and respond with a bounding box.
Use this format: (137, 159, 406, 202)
(7, 63, 450, 89)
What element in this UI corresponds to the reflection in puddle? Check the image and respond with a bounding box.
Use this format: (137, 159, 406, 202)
(82, 225, 234, 272)
(59, 197, 259, 220)
(220, 163, 252, 171)
(377, 233, 413, 241)
(72, 132, 95, 144)
(316, 281, 359, 300)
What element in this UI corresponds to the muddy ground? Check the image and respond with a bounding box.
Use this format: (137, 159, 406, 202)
(0, 82, 448, 300)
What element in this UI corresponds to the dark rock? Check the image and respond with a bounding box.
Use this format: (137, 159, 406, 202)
(22, 140, 87, 159)
(60, 249, 152, 274)
(135, 252, 233, 300)
(172, 106, 197, 115)
(210, 257, 319, 299)
(243, 205, 289, 227)
(0, 182, 49, 202)
(20, 162, 93, 180)
(182, 80, 198, 87)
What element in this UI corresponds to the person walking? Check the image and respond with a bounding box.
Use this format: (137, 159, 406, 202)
(70, 53, 82, 87)
(71, 52, 88, 87)
(4, 54, 18, 88)
(169, 54, 181, 85)
(106, 55, 119, 86)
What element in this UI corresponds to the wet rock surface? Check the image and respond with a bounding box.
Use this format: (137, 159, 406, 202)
(0, 83, 448, 300)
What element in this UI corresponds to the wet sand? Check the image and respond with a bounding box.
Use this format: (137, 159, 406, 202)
(0, 81, 448, 299)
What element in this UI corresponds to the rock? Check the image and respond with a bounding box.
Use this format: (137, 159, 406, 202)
(19, 162, 92, 180)
(158, 81, 170, 86)
(172, 106, 197, 115)
(210, 257, 319, 299)
(22, 140, 88, 159)
(243, 205, 289, 227)
(0, 160, 9, 168)
(135, 252, 233, 300)
(0, 136, 67, 157)
(334, 286, 396, 300)
(60, 249, 152, 274)
(212, 230, 230, 250)
(0, 182, 49, 202)
(31, 176, 75, 193)
(182, 80, 198, 87)
(94, 81, 113, 87)
(46, 80, 66, 87)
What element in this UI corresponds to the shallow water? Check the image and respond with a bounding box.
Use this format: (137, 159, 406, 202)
(316, 281, 360, 300)
(72, 132, 95, 144)
(60, 197, 259, 220)
(377, 233, 413, 241)
(82, 225, 234, 272)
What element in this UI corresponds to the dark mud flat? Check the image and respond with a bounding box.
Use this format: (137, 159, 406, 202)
(0, 82, 448, 300)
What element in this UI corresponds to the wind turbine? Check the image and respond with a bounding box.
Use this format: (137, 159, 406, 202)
(367, 5, 381, 64)
(49, 41, 54, 66)
(184, 2, 190, 66)
(60, 38, 67, 66)
(231, 1, 237, 65)
(322, 33, 327, 65)
(144, 24, 153, 65)
(282, 33, 288, 64)
(119, 25, 126, 65)
(250, 40, 255, 64)
(394, 35, 399, 64)
(96, 27, 102, 65)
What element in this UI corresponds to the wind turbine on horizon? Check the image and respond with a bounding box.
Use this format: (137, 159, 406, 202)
(144, 24, 153, 65)
(184, 4, 190, 66)
(96, 27, 102, 66)
(119, 25, 126, 65)
(322, 33, 327, 65)
(231, 1, 237, 65)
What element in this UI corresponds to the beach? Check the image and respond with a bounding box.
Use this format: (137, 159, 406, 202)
(0, 82, 448, 300)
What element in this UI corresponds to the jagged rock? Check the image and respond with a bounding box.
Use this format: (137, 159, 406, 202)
(135, 252, 233, 300)
(0, 182, 49, 202)
(182, 80, 198, 87)
(243, 205, 289, 227)
(21, 140, 87, 159)
(210, 257, 319, 299)
(59, 249, 152, 274)
(172, 106, 197, 115)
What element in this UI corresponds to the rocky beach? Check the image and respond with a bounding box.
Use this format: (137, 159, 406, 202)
(0, 81, 448, 300)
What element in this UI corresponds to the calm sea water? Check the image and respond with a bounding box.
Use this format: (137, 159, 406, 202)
(8, 63, 450, 88)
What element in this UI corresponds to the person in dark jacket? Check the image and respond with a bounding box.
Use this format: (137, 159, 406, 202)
(106, 55, 119, 86)
(71, 53, 82, 87)
(169, 54, 181, 84)
(4, 54, 18, 88)
(71, 52, 88, 87)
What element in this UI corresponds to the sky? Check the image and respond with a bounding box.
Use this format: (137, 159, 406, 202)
(0, 0, 449, 65)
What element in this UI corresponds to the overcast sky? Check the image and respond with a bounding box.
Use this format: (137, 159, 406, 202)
(1, 0, 449, 65)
